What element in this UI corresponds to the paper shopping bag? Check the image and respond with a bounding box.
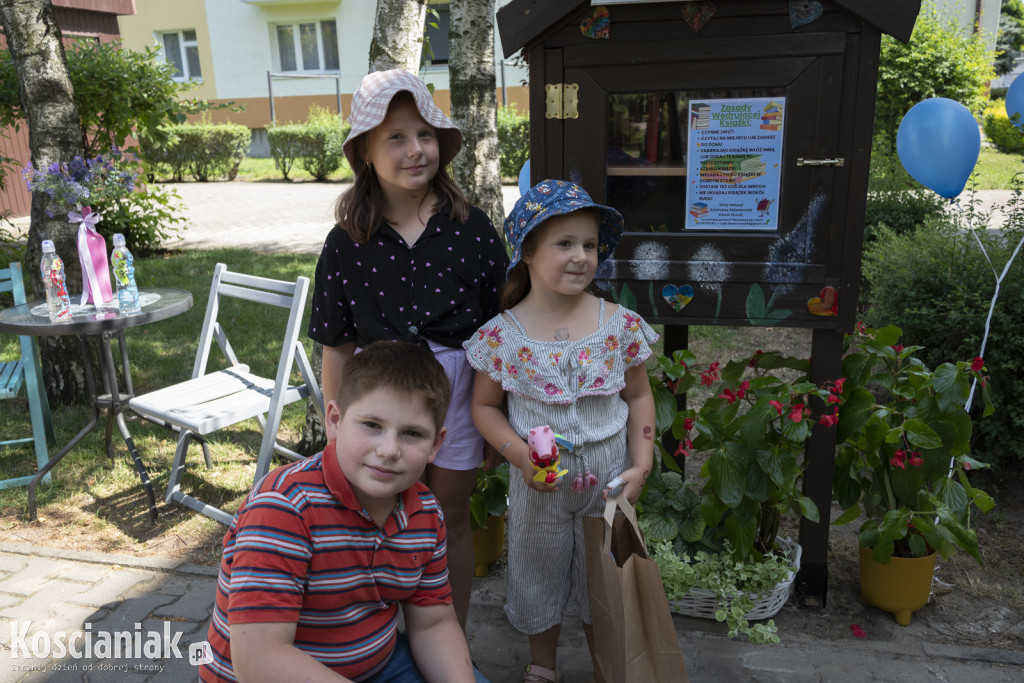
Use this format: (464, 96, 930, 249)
(584, 494, 689, 683)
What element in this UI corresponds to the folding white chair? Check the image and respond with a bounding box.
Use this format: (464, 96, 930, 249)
(129, 263, 324, 525)
(1, 262, 56, 490)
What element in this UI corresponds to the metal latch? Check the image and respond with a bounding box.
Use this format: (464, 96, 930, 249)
(796, 157, 845, 167)
(545, 83, 579, 120)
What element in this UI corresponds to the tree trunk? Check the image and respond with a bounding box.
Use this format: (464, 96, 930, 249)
(368, 0, 428, 72)
(300, 0, 430, 453)
(450, 0, 504, 229)
(0, 0, 88, 404)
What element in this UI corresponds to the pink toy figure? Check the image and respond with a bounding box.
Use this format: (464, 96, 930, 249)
(527, 426, 569, 484)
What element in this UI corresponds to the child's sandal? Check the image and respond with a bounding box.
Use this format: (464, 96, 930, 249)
(523, 663, 560, 683)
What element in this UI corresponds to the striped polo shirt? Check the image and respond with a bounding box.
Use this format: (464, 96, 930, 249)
(199, 442, 451, 682)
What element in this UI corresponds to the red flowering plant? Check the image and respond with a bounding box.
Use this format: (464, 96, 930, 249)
(645, 347, 843, 562)
(831, 323, 995, 564)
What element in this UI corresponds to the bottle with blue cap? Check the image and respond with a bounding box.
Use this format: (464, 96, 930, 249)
(110, 233, 140, 315)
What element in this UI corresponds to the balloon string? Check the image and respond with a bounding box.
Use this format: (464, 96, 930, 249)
(945, 198, 1024, 480)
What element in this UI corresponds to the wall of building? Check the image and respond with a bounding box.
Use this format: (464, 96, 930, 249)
(117, 0, 215, 100)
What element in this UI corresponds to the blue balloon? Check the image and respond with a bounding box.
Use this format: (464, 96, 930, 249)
(1007, 73, 1024, 130)
(896, 98, 980, 199)
(518, 159, 531, 196)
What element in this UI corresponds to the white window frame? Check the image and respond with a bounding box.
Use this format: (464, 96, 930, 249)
(274, 20, 339, 73)
(157, 29, 202, 82)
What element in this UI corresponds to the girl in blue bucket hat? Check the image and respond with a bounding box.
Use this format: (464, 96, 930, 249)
(464, 179, 657, 683)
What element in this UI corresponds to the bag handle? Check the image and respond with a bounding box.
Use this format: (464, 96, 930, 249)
(602, 494, 646, 558)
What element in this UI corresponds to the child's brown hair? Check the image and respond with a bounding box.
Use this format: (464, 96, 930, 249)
(335, 341, 451, 432)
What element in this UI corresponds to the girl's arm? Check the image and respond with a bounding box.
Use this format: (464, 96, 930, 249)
(470, 371, 558, 493)
(613, 364, 656, 504)
(321, 342, 357, 404)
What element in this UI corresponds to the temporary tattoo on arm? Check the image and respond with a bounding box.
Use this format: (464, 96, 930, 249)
(501, 442, 512, 455)
(642, 426, 652, 441)
(554, 327, 570, 341)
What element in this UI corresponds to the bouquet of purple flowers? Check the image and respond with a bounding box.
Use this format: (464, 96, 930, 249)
(22, 147, 139, 219)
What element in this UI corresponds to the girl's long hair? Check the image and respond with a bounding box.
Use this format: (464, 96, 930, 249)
(334, 97, 469, 243)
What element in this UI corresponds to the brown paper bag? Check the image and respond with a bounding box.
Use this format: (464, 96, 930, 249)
(584, 494, 689, 683)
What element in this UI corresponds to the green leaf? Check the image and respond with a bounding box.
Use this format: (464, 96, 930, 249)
(932, 363, 970, 413)
(832, 505, 861, 526)
(904, 418, 943, 449)
(653, 384, 677, 437)
(836, 387, 879, 443)
(740, 398, 775, 447)
(616, 283, 638, 312)
(709, 444, 749, 507)
(796, 496, 820, 523)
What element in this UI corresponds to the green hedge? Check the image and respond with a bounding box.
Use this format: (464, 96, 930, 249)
(983, 100, 1024, 154)
(497, 104, 529, 180)
(143, 122, 250, 181)
(268, 105, 350, 181)
(862, 208, 1024, 470)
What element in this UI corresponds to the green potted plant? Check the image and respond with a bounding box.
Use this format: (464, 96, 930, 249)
(831, 323, 995, 625)
(642, 348, 841, 642)
(470, 462, 509, 577)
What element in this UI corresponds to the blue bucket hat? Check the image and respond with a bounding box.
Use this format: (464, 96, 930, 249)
(504, 179, 623, 275)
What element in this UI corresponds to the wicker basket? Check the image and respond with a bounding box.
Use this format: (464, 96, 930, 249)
(667, 537, 802, 621)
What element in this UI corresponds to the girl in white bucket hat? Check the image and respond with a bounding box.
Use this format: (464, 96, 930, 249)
(308, 69, 509, 634)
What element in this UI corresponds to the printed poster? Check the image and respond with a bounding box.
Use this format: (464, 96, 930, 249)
(685, 97, 785, 230)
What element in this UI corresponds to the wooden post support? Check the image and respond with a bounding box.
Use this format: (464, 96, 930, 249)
(797, 327, 844, 607)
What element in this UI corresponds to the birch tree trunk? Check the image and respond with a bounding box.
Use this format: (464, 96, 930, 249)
(368, 0, 428, 72)
(0, 0, 88, 403)
(449, 0, 503, 228)
(300, 0, 429, 453)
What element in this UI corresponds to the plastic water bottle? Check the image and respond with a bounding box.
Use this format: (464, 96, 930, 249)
(40, 239, 72, 323)
(110, 233, 140, 315)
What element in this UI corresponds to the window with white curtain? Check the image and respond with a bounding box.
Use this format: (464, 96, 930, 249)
(159, 30, 202, 81)
(275, 20, 339, 72)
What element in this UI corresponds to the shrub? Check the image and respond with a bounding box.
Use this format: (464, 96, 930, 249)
(496, 103, 529, 180)
(267, 123, 308, 181)
(874, 3, 994, 146)
(864, 137, 946, 240)
(143, 122, 250, 181)
(91, 184, 188, 255)
(297, 105, 349, 181)
(983, 100, 1024, 155)
(862, 192, 1024, 470)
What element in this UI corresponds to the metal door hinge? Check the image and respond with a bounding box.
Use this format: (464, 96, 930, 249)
(545, 83, 579, 120)
(796, 157, 845, 167)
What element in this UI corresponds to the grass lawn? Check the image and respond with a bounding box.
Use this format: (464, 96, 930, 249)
(235, 156, 353, 183)
(972, 147, 1024, 190)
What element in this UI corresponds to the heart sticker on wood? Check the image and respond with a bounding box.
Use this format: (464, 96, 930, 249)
(790, 0, 823, 29)
(581, 6, 611, 40)
(662, 284, 695, 313)
(682, 1, 716, 34)
(807, 286, 838, 316)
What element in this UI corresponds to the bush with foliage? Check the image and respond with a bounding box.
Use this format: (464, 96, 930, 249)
(267, 106, 349, 181)
(497, 103, 529, 180)
(0, 39, 222, 157)
(862, 189, 1024, 469)
(874, 4, 994, 146)
(864, 136, 946, 241)
(144, 122, 250, 181)
(996, 0, 1024, 76)
(91, 185, 187, 255)
(983, 100, 1024, 155)
(297, 105, 349, 181)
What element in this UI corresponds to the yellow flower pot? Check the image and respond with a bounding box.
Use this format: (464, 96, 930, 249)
(859, 547, 937, 625)
(473, 515, 505, 578)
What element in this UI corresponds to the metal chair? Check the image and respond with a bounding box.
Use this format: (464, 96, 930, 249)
(1, 262, 56, 490)
(128, 263, 324, 524)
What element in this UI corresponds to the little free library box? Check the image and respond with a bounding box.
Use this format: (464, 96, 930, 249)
(498, 0, 921, 605)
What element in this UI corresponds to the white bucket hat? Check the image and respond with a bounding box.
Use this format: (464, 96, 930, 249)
(343, 69, 462, 173)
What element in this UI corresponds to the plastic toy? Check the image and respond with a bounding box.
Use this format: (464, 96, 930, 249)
(527, 425, 570, 484)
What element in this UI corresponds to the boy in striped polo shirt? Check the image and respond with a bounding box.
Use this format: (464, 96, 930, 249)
(200, 341, 477, 682)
